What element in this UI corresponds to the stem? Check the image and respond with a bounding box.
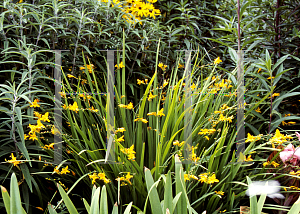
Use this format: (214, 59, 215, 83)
(237, 0, 241, 52)
(11, 97, 19, 154)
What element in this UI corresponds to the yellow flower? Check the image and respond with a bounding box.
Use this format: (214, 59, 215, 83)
(34, 111, 42, 119)
(271, 161, 280, 168)
(148, 92, 157, 101)
(147, 112, 157, 116)
(115, 61, 125, 69)
(255, 107, 262, 113)
(215, 191, 224, 196)
(121, 95, 126, 99)
(245, 155, 253, 162)
(267, 76, 275, 79)
(287, 121, 296, 125)
(116, 135, 125, 142)
(69, 102, 79, 113)
(199, 173, 208, 183)
(214, 57, 222, 64)
(67, 74, 76, 78)
(145, 79, 148, 84)
(245, 133, 262, 143)
(204, 136, 209, 140)
(61, 166, 70, 174)
(126, 102, 134, 110)
(158, 62, 167, 71)
(118, 104, 127, 108)
(116, 128, 126, 133)
(5, 153, 21, 166)
(157, 108, 165, 117)
(257, 68, 262, 73)
(40, 112, 50, 122)
(207, 173, 219, 184)
(88, 106, 99, 113)
(53, 166, 60, 174)
(191, 83, 197, 90)
(163, 80, 168, 88)
(263, 161, 270, 167)
(62, 104, 68, 109)
(51, 126, 60, 135)
(137, 79, 145, 85)
(24, 134, 29, 140)
(121, 145, 136, 161)
(30, 99, 40, 108)
(173, 140, 180, 146)
(29, 132, 38, 141)
(88, 172, 99, 184)
(141, 118, 148, 123)
(178, 63, 184, 68)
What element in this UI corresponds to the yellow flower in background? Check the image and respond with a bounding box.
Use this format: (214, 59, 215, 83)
(137, 79, 145, 85)
(53, 166, 60, 174)
(62, 104, 68, 109)
(29, 132, 38, 141)
(191, 83, 197, 90)
(163, 80, 168, 88)
(215, 191, 224, 196)
(61, 166, 70, 174)
(51, 126, 60, 135)
(147, 112, 157, 116)
(245, 155, 253, 162)
(126, 102, 134, 110)
(214, 57, 222, 64)
(30, 99, 40, 108)
(24, 134, 29, 140)
(157, 108, 165, 117)
(115, 61, 125, 69)
(263, 161, 270, 167)
(34, 111, 42, 119)
(118, 104, 127, 108)
(121, 145, 136, 161)
(40, 112, 50, 122)
(158, 62, 167, 71)
(69, 102, 79, 113)
(141, 118, 148, 123)
(255, 107, 262, 113)
(59, 92, 66, 98)
(271, 161, 280, 168)
(178, 63, 184, 68)
(267, 76, 275, 79)
(88, 106, 98, 113)
(116, 135, 125, 142)
(257, 68, 262, 73)
(67, 74, 76, 78)
(121, 95, 126, 99)
(5, 153, 21, 166)
(116, 127, 126, 133)
(148, 92, 157, 101)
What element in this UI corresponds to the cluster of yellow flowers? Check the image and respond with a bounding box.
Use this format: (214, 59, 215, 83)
(263, 161, 280, 168)
(120, 145, 136, 161)
(88, 172, 111, 184)
(79, 64, 95, 73)
(115, 172, 133, 186)
(115, 62, 125, 69)
(245, 133, 263, 143)
(53, 165, 74, 175)
(184, 172, 220, 184)
(199, 172, 219, 184)
(158, 62, 167, 71)
(268, 129, 293, 147)
(137, 79, 149, 85)
(117, 0, 161, 24)
(134, 116, 148, 123)
(63, 101, 79, 113)
(147, 108, 165, 117)
(173, 140, 185, 147)
(118, 102, 134, 110)
(281, 115, 296, 126)
(198, 129, 216, 140)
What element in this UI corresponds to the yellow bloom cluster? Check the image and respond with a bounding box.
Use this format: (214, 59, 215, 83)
(268, 129, 292, 145)
(79, 64, 95, 73)
(215, 191, 224, 196)
(198, 129, 216, 135)
(115, 172, 133, 186)
(147, 108, 165, 117)
(148, 92, 157, 101)
(118, 102, 134, 110)
(137, 79, 149, 85)
(53, 165, 71, 175)
(134, 117, 148, 123)
(263, 161, 280, 168)
(115, 62, 125, 69)
(158, 62, 167, 71)
(173, 140, 185, 147)
(88, 172, 111, 184)
(184, 174, 198, 181)
(116, 127, 126, 133)
(24, 111, 50, 141)
(120, 145, 136, 161)
(199, 173, 219, 184)
(110, 0, 161, 24)
(245, 133, 263, 143)
(214, 57, 222, 64)
(5, 153, 21, 166)
(218, 114, 234, 123)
